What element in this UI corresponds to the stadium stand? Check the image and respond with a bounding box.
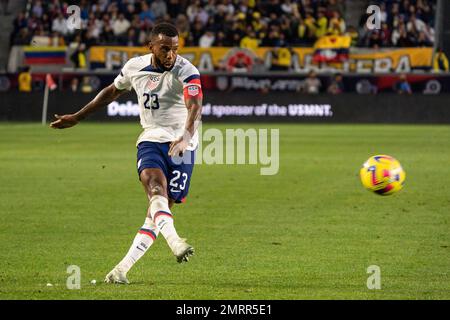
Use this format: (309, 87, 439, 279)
(0, 0, 448, 116)
(9, 0, 436, 50)
(2, 0, 446, 92)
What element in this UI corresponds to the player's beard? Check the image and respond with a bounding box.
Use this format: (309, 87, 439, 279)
(155, 55, 175, 71)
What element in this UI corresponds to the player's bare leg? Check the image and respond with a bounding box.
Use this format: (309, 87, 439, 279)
(140, 168, 194, 263)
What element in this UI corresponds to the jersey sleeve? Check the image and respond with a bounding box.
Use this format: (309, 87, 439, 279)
(178, 63, 201, 88)
(178, 62, 203, 100)
(113, 59, 133, 91)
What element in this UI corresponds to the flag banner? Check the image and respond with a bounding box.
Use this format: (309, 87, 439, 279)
(312, 35, 352, 63)
(24, 46, 66, 65)
(88, 46, 432, 73)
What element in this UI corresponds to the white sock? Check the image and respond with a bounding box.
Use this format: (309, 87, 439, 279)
(117, 216, 159, 273)
(149, 195, 181, 252)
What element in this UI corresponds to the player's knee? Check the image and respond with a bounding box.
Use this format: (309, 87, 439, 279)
(140, 170, 167, 197)
(147, 177, 166, 197)
(150, 184, 164, 196)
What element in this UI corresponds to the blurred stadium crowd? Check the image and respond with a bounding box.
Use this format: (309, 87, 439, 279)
(358, 0, 435, 48)
(9, 0, 436, 49)
(8, 0, 446, 95)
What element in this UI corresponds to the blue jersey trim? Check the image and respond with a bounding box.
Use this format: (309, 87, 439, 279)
(183, 74, 201, 83)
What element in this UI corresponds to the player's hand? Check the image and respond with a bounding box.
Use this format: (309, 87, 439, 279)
(50, 114, 79, 129)
(169, 136, 189, 157)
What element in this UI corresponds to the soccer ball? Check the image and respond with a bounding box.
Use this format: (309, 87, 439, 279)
(360, 155, 406, 196)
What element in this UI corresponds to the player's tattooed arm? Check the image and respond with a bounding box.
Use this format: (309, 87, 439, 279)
(50, 83, 127, 129)
(168, 94, 203, 157)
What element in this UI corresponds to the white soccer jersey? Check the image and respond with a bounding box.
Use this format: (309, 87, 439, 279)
(114, 53, 201, 150)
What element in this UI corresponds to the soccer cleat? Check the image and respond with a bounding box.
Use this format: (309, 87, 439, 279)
(104, 266, 130, 284)
(172, 238, 195, 263)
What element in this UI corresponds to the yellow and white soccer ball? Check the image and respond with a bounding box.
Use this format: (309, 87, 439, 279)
(360, 155, 406, 195)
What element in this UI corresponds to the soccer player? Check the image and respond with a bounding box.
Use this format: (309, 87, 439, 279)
(50, 23, 203, 284)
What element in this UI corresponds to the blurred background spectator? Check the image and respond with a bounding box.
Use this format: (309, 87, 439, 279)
(70, 43, 87, 69)
(298, 70, 322, 94)
(70, 77, 80, 92)
(394, 74, 412, 94)
(269, 46, 292, 71)
(18, 66, 32, 92)
(327, 73, 345, 94)
(433, 48, 449, 73)
(80, 76, 93, 93)
(199, 30, 215, 48)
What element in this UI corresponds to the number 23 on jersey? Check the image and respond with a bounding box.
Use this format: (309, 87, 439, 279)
(143, 93, 160, 110)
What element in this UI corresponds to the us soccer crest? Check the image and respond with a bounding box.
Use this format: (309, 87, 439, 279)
(146, 75, 161, 90)
(187, 85, 199, 96)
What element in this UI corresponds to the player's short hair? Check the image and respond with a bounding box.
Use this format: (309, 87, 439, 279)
(150, 23, 179, 39)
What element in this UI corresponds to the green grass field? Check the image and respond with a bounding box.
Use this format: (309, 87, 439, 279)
(0, 123, 449, 300)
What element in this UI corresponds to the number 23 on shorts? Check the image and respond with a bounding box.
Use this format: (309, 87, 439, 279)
(169, 170, 188, 192)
